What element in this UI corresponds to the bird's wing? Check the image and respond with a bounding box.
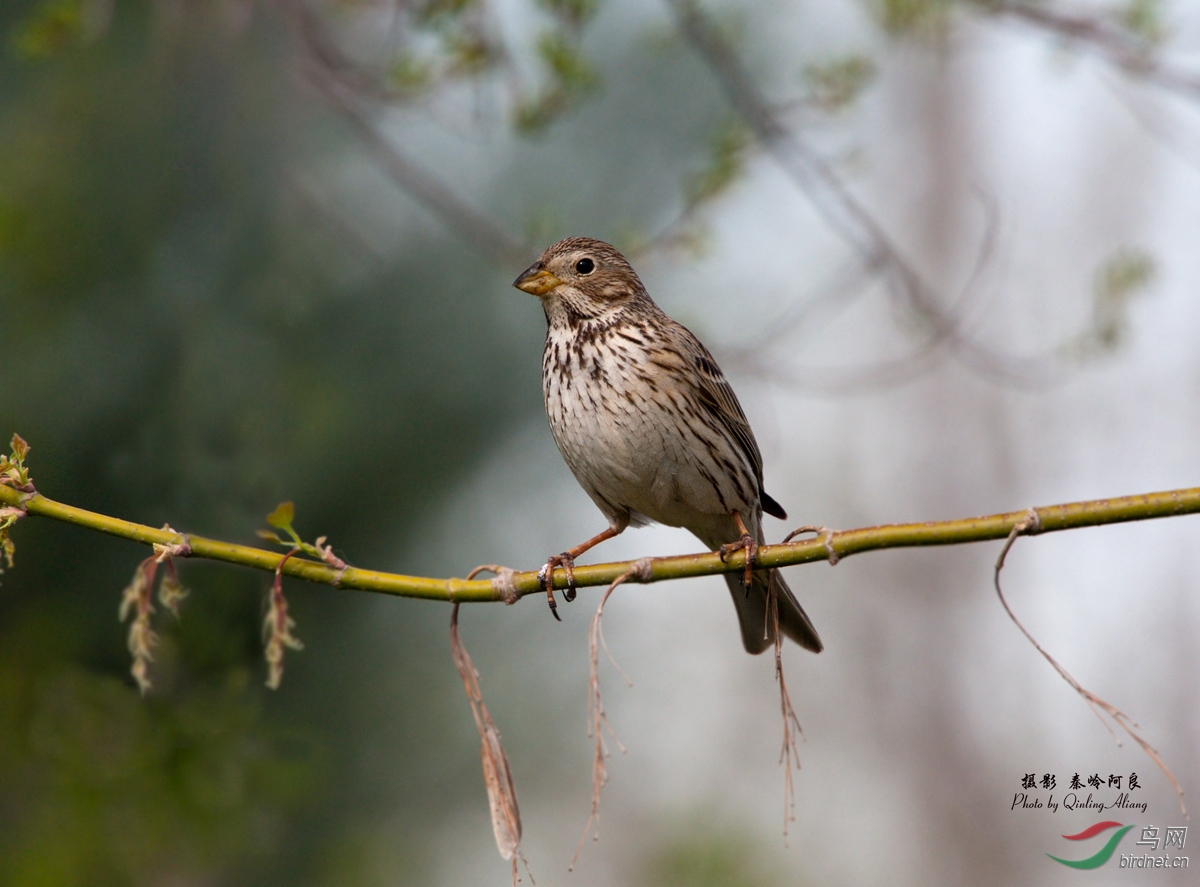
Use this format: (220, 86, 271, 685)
(671, 322, 770, 504)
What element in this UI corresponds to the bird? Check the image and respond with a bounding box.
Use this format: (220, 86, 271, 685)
(513, 236, 822, 655)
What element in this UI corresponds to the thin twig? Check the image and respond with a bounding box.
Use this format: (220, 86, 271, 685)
(450, 603, 527, 880)
(1103, 75, 1200, 178)
(783, 525, 839, 565)
(4, 481, 1200, 601)
(994, 509, 1187, 817)
(769, 578, 804, 844)
(571, 557, 652, 869)
(995, 1, 1200, 99)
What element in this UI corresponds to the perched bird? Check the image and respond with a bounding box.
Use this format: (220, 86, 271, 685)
(513, 237, 822, 655)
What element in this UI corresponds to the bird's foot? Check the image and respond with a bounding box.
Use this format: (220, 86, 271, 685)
(538, 551, 578, 621)
(719, 534, 758, 589)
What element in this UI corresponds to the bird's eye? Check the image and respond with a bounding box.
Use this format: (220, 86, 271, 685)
(575, 258, 595, 275)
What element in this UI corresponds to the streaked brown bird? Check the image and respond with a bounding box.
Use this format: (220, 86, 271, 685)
(513, 236, 822, 655)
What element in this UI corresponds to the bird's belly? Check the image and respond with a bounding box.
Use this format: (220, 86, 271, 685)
(544, 367, 735, 527)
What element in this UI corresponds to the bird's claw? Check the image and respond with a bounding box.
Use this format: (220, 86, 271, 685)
(538, 551, 578, 620)
(719, 533, 758, 589)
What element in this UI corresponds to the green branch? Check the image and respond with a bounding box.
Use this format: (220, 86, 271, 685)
(3, 480, 1199, 601)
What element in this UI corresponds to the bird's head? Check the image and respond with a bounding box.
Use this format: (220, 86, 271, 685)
(513, 237, 648, 322)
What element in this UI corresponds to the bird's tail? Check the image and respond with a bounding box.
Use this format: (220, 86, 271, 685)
(725, 569, 823, 655)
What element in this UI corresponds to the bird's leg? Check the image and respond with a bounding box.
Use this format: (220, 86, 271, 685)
(539, 526, 621, 618)
(719, 512, 757, 589)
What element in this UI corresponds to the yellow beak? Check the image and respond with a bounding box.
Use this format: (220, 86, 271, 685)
(513, 265, 562, 296)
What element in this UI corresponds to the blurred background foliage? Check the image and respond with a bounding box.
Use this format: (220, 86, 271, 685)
(0, 2, 531, 883)
(1, 0, 1197, 885)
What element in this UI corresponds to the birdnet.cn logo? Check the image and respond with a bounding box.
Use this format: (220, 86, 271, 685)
(1046, 821, 1189, 870)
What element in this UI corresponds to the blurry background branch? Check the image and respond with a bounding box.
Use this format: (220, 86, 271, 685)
(312, 75, 532, 266)
(278, 0, 534, 266)
(668, 0, 1180, 392)
(185, 0, 1190, 396)
(668, 0, 997, 391)
(992, 0, 1200, 99)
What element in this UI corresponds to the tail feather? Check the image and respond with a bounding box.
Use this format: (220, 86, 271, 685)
(726, 569, 823, 655)
(696, 514, 822, 655)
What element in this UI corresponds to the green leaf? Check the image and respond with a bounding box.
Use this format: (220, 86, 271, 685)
(10, 433, 29, 464)
(446, 32, 496, 77)
(1063, 247, 1156, 360)
(266, 502, 295, 532)
(1122, 0, 1164, 44)
(415, 0, 477, 25)
(876, 0, 951, 36)
(389, 54, 432, 94)
(1092, 248, 1155, 349)
(537, 32, 599, 95)
(803, 56, 877, 111)
(685, 119, 751, 208)
(0, 433, 33, 490)
(538, 0, 600, 29)
(10, 0, 86, 60)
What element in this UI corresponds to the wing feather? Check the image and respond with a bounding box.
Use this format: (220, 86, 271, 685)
(670, 321, 768, 501)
